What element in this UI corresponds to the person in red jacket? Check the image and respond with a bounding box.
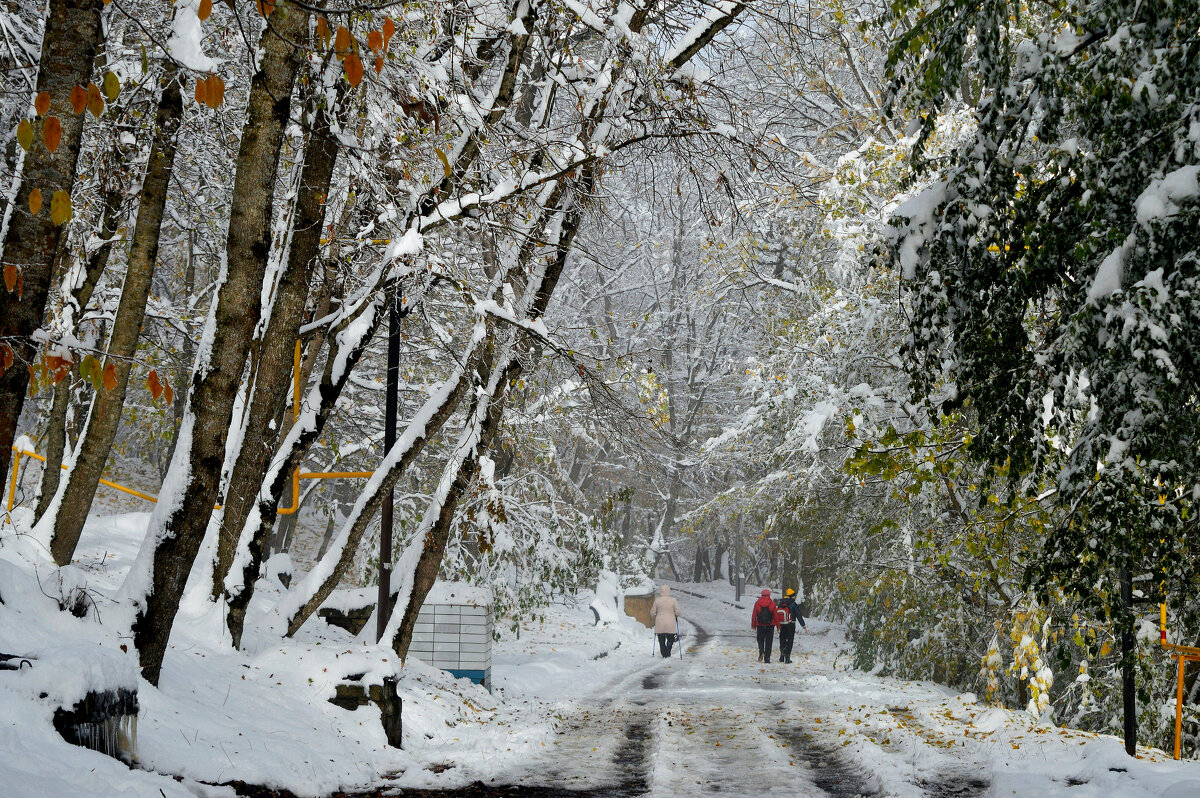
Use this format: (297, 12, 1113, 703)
(750, 589, 779, 662)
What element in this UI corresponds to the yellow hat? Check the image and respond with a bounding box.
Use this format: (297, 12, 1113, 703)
(785, 588, 795, 596)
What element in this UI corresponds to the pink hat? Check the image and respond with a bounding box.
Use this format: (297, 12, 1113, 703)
(761, 589, 771, 597)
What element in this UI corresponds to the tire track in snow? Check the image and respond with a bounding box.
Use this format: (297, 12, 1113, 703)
(918, 775, 990, 797)
(772, 725, 880, 797)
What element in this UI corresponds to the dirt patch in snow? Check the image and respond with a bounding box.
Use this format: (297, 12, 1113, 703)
(774, 727, 880, 797)
(917, 774, 990, 797)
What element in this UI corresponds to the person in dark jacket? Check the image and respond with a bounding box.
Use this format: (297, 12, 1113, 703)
(750, 589, 779, 662)
(776, 588, 806, 663)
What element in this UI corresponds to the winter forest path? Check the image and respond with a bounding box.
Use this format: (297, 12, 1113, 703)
(380, 584, 992, 798)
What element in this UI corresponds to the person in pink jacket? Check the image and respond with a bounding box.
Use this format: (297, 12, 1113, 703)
(650, 585, 683, 658)
(751, 589, 779, 662)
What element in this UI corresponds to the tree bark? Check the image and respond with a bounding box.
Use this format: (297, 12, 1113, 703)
(215, 81, 348, 647)
(0, 0, 105, 483)
(128, 4, 308, 685)
(35, 370, 71, 522)
(692, 543, 707, 582)
(264, 197, 352, 560)
(43, 67, 185, 566)
(161, 230, 196, 476)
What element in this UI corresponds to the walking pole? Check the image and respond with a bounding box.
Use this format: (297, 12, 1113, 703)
(651, 631, 656, 657)
(677, 618, 683, 661)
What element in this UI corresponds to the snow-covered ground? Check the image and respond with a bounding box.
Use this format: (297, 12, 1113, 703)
(397, 580, 1200, 797)
(2, 511, 1199, 797)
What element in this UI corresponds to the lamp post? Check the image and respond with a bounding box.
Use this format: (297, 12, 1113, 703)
(377, 293, 400, 643)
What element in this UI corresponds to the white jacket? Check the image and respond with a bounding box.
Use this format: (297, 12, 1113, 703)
(650, 587, 682, 634)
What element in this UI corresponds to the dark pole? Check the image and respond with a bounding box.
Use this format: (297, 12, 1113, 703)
(735, 519, 742, 603)
(376, 294, 400, 643)
(1121, 562, 1136, 756)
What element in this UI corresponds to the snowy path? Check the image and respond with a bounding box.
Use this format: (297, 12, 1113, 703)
(386, 583, 1200, 798)
(390, 586, 982, 797)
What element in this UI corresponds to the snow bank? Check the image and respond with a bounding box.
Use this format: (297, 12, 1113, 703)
(0, 512, 504, 796)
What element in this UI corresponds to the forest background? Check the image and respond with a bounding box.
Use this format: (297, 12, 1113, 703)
(1, 0, 1198, 760)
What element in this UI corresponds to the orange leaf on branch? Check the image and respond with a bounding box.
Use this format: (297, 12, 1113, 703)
(344, 53, 364, 87)
(0, 343, 13, 374)
(316, 17, 331, 47)
(28, 188, 42, 216)
(148, 369, 163, 400)
(205, 75, 225, 108)
(42, 116, 62, 153)
(86, 83, 104, 117)
(102, 362, 117, 392)
(198, 0, 212, 20)
(45, 354, 70, 384)
(164, 380, 174, 406)
(34, 92, 50, 116)
(256, 0, 274, 17)
(382, 18, 395, 48)
(3, 264, 17, 293)
(374, 56, 384, 75)
(69, 86, 87, 114)
(334, 26, 353, 60)
(367, 30, 383, 54)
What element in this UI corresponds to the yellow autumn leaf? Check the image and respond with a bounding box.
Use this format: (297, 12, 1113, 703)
(16, 119, 32, 151)
(50, 190, 71, 225)
(103, 71, 120, 103)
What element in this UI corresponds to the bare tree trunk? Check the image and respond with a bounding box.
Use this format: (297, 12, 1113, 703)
(128, 4, 308, 685)
(692, 543, 707, 582)
(0, 0, 105, 482)
(43, 67, 185, 566)
(272, 500, 298, 553)
(315, 477, 354, 560)
(35, 375, 71, 521)
(161, 230, 195, 476)
(388, 362, 508, 657)
(264, 200, 351, 560)
(665, 548, 682, 582)
(216, 81, 349, 647)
